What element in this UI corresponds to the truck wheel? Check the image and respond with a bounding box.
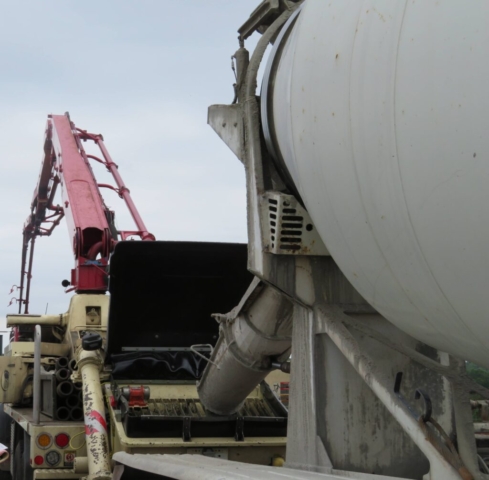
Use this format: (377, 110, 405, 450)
(0, 405, 12, 480)
(12, 442, 23, 480)
(21, 434, 32, 480)
(0, 405, 11, 446)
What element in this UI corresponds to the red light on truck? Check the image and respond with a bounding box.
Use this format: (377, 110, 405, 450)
(55, 433, 70, 448)
(34, 455, 44, 465)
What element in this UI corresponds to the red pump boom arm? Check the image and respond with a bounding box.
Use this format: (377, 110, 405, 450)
(15, 113, 154, 314)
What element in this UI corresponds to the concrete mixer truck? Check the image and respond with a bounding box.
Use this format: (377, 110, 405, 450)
(0, 113, 287, 480)
(2, 0, 489, 479)
(196, 1, 489, 479)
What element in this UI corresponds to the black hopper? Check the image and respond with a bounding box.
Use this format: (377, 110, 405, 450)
(105, 241, 252, 380)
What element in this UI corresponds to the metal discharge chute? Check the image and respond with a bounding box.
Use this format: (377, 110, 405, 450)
(197, 279, 292, 415)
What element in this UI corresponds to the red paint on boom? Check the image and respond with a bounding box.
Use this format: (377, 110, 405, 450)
(14, 113, 154, 317)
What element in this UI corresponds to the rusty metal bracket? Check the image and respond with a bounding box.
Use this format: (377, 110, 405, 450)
(419, 417, 474, 480)
(394, 372, 473, 480)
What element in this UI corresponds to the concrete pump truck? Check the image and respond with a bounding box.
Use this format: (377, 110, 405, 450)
(0, 113, 288, 480)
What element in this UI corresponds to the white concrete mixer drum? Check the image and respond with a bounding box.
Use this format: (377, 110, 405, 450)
(262, 0, 489, 367)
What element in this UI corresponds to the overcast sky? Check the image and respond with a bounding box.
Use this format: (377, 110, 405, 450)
(0, 1, 262, 338)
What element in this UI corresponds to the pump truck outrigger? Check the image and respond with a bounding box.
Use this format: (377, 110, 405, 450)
(0, 113, 289, 480)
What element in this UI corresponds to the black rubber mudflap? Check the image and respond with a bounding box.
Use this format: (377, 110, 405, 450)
(105, 241, 252, 360)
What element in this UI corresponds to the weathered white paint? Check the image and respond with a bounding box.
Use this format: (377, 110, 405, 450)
(268, 0, 489, 367)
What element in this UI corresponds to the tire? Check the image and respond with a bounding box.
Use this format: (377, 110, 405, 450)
(0, 404, 12, 480)
(0, 405, 11, 446)
(12, 442, 23, 480)
(21, 434, 32, 480)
